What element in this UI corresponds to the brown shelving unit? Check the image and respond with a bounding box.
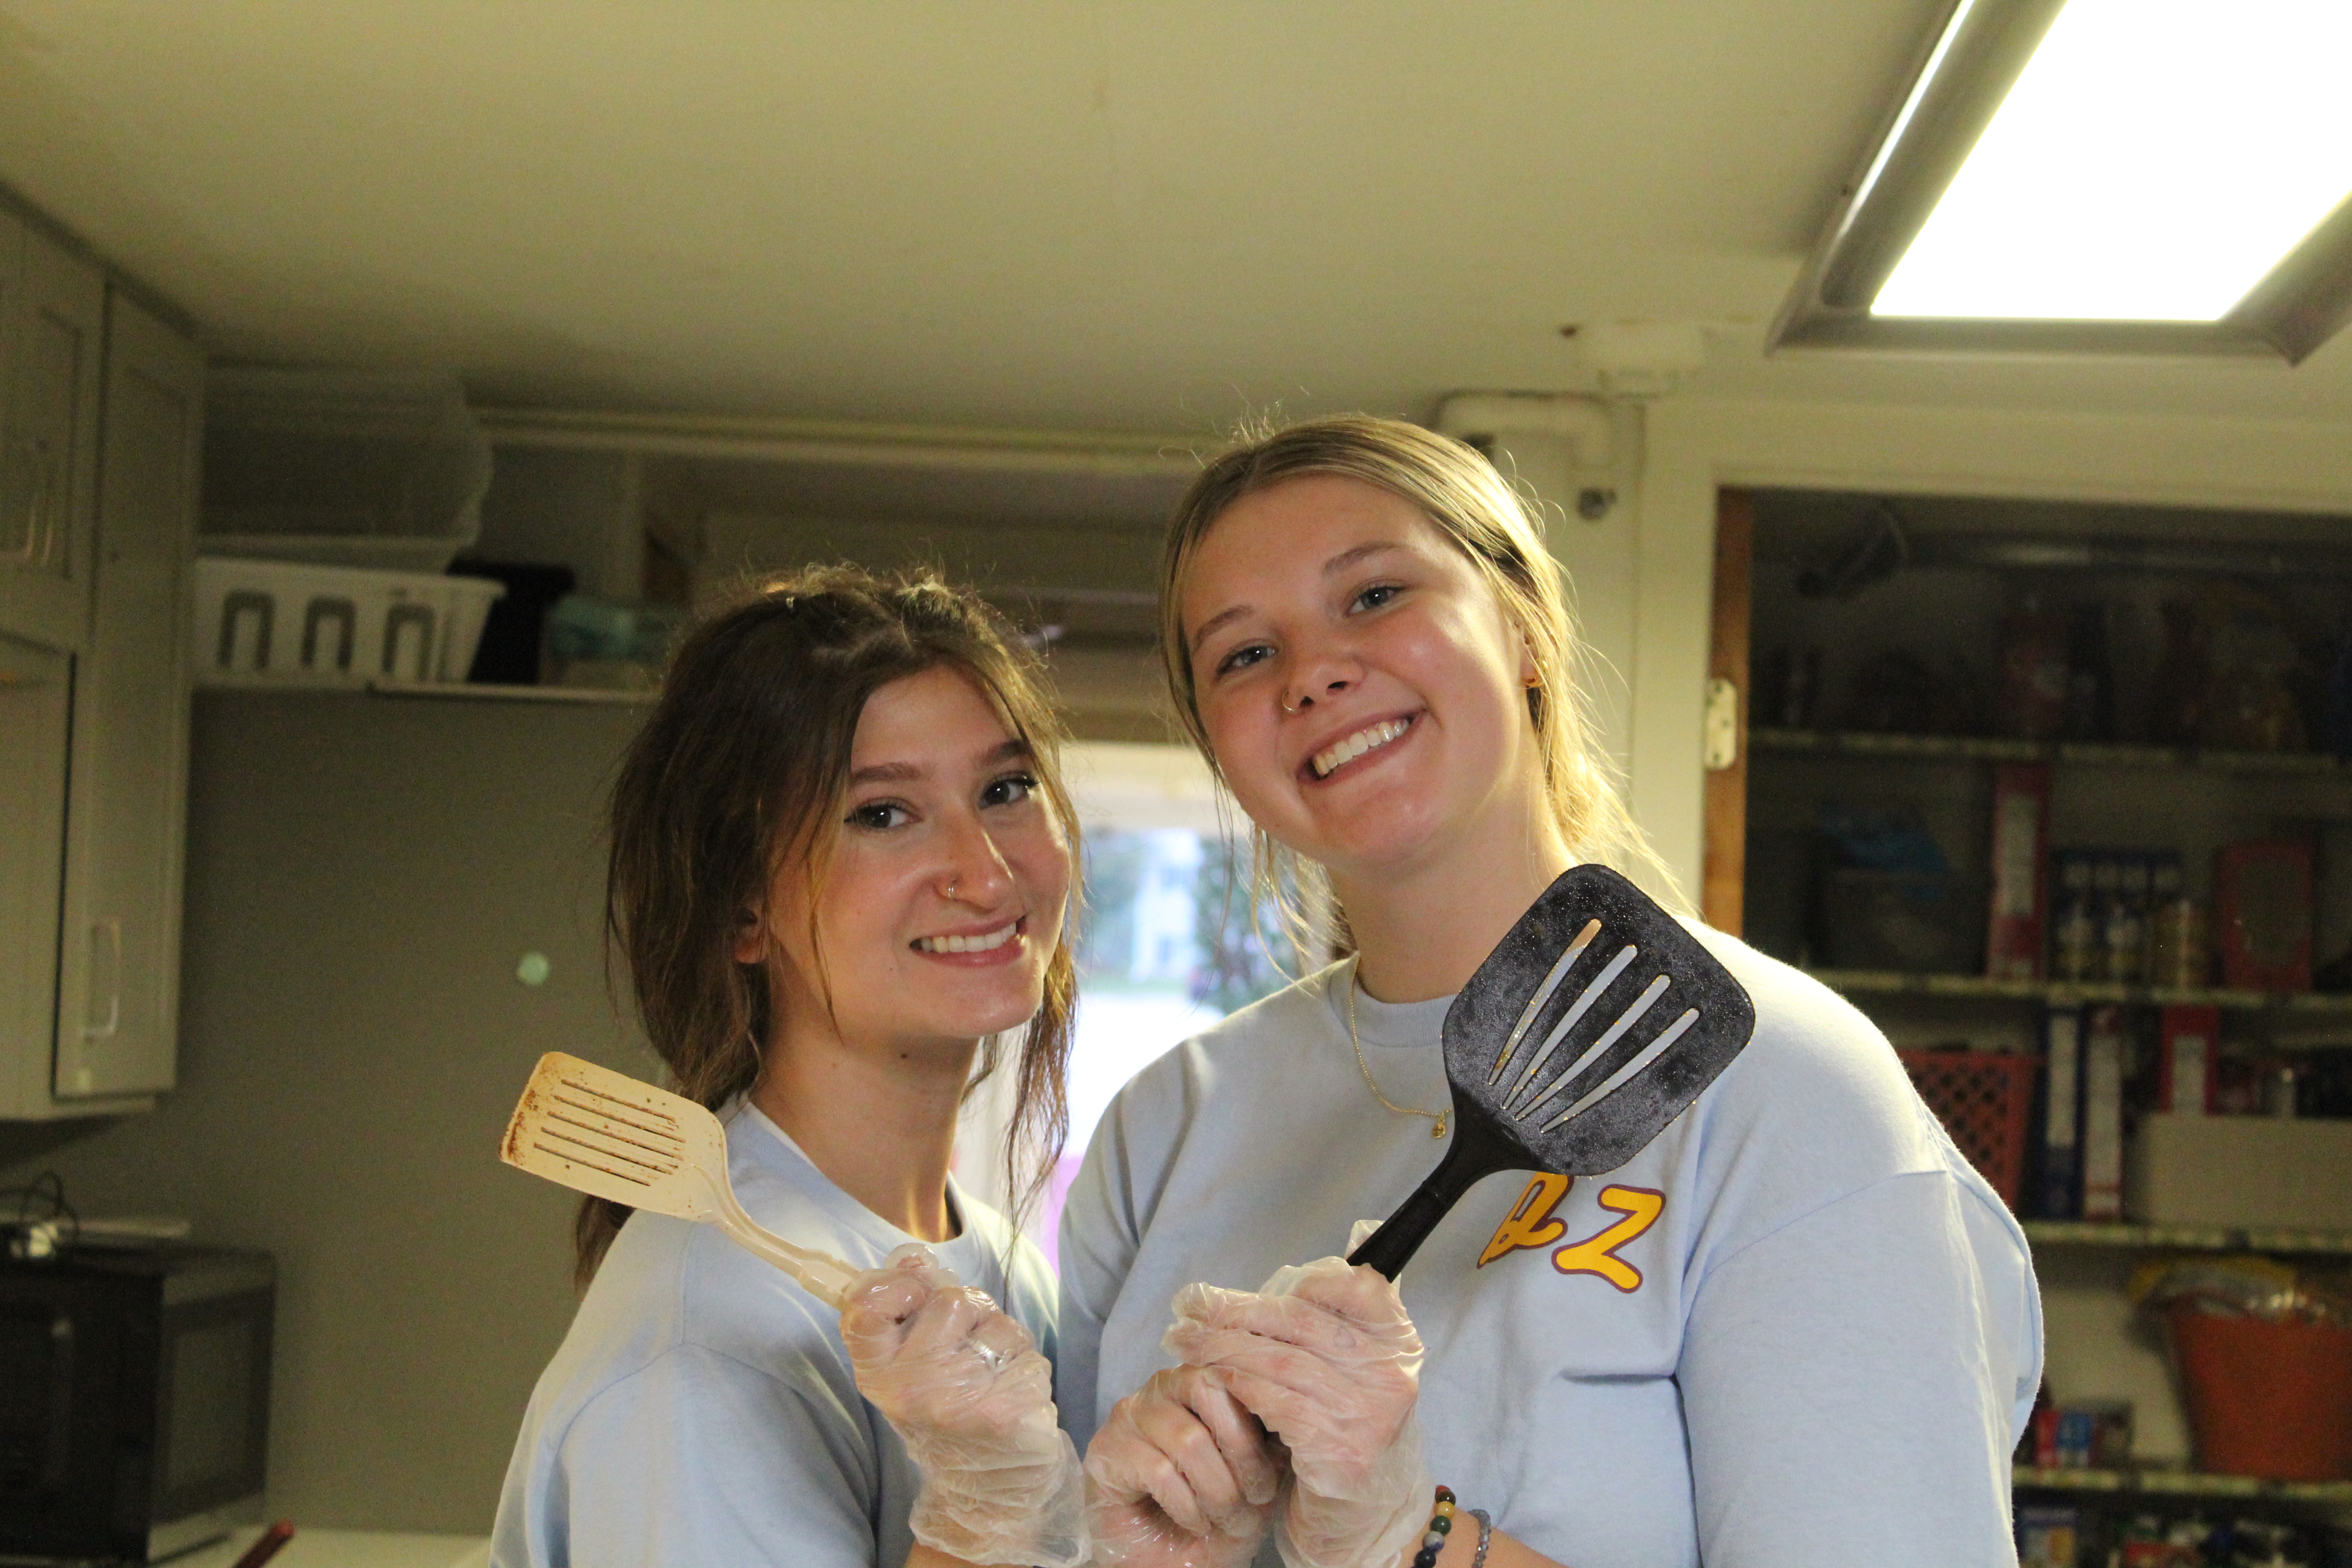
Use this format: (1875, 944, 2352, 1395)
(1726, 489, 2352, 1526)
(1805, 968, 2352, 1015)
(2014, 1466, 2352, 1505)
(2023, 1220, 2352, 1256)
(1754, 725, 2347, 776)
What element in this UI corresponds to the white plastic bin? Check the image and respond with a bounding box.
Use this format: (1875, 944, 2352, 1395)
(193, 558, 505, 687)
(201, 369, 493, 571)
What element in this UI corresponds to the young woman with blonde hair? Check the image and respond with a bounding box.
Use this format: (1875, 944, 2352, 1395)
(495, 567, 1088, 1568)
(1065, 416, 2041, 1568)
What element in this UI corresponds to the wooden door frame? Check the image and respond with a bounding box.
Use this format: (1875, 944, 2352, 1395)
(1700, 489, 1751, 933)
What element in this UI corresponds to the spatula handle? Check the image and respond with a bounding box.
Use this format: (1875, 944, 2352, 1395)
(703, 1178, 860, 1309)
(721, 1213, 860, 1309)
(1345, 1147, 1486, 1280)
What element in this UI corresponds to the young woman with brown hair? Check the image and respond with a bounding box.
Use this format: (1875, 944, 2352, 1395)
(494, 566, 1088, 1568)
(1064, 416, 2042, 1568)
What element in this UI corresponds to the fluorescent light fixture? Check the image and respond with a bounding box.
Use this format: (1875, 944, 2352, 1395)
(1771, 0, 2352, 360)
(1877, 0, 2352, 320)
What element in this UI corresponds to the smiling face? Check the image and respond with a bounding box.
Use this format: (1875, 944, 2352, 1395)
(1180, 473, 1551, 885)
(736, 664, 1071, 1062)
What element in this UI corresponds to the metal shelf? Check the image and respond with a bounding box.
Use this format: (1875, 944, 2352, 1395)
(196, 677, 656, 705)
(1807, 968, 2352, 1014)
(368, 677, 654, 705)
(2023, 1221, 2352, 1256)
(2014, 1465, 2352, 1504)
(1753, 727, 2346, 775)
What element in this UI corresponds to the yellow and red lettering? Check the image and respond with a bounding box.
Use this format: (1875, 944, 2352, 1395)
(1477, 1173, 1572, 1266)
(1550, 1185, 1664, 1292)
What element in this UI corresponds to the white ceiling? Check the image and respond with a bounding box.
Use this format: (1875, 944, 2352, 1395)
(3, 1, 2348, 432)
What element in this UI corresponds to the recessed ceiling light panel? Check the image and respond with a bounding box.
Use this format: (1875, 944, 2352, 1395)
(1772, 0, 2352, 360)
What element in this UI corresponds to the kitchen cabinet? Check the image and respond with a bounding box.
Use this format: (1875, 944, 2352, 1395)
(0, 635, 72, 1112)
(0, 282, 201, 1119)
(0, 214, 107, 652)
(52, 296, 203, 1102)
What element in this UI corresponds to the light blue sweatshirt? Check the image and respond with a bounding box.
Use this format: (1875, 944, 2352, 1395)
(493, 1104, 1057, 1568)
(1060, 932, 2043, 1568)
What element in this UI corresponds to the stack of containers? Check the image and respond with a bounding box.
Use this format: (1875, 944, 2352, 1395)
(193, 370, 503, 687)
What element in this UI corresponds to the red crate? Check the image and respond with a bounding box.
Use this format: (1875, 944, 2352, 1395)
(1896, 1049, 2038, 1206)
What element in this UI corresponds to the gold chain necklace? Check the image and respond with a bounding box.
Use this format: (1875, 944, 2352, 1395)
(1344, 962, 1448, 1139)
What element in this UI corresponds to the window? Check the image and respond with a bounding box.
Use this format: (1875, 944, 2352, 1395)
(950, 743, 1308, 1261)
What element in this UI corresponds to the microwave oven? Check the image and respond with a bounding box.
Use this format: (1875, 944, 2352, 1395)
(0, 1246, 274, 1564)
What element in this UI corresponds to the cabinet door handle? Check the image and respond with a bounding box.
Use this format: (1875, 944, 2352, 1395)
(27, 435, 56, 569)
(3, 436, 37, 566)
(82, 916, 122, 1040)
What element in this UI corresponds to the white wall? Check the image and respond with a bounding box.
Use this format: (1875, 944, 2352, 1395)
(1482, 406, 1646, 781)
(0, 692, 654, 1533)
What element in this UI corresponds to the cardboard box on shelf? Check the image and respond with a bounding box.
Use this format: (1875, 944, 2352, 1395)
(2127, 1113, 2352, 1230)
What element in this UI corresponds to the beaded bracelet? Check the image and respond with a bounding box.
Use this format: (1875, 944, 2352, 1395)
(1411, 1486, 1456, 1568)
(1467, 1508, 1494, 1568)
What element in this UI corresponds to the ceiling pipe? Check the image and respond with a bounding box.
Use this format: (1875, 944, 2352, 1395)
(472, 406, 1208, 480)
(1433, 392, 1615, 469)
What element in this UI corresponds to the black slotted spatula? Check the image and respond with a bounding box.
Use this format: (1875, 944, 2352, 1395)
(1345, 863, 1755, 1279)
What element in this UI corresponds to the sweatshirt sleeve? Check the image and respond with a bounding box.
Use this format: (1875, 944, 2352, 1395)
(1055, 1097, 1145, 1458)
(517, 1343, 879, 1568)
(1679, 1169, 2040, 1568)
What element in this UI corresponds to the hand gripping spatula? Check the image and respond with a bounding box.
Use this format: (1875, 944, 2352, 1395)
(1346, 864, 1755, 1279)
(500, 1051, 860, 1308)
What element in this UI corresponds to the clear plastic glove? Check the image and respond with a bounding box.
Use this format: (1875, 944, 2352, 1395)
(1084, 1364, 1284, 1568)
(1164, 1258, 1431, 1568)
(840, 1243, 1088, 1568)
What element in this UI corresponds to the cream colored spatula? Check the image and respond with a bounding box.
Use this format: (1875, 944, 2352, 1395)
(500, 1051, 859, 1308)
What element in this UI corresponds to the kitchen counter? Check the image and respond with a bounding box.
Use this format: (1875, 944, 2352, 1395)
(172, 1527, 489, 1568)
